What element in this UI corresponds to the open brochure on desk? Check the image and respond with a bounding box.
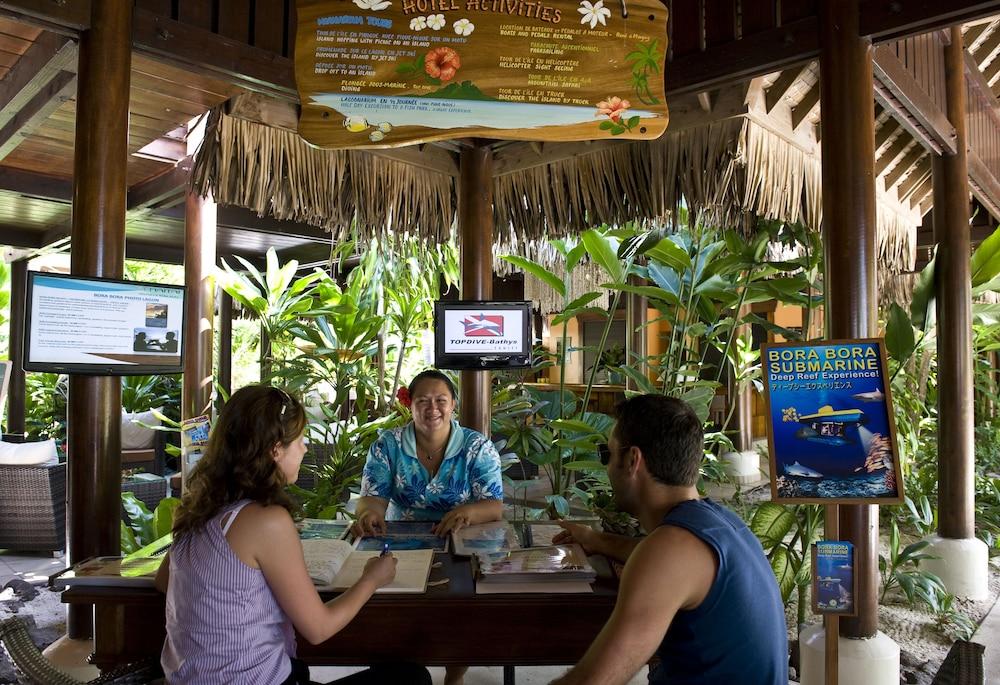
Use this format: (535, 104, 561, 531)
(301, 539, 434, 593)
(49, 533, 173, 589)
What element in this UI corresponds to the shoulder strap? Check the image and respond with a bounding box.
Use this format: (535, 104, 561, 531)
(220, 500, 253, 535)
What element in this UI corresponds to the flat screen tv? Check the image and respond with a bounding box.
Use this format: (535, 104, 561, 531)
(23, 271, 186, 375)
(434, 300, 532, 370)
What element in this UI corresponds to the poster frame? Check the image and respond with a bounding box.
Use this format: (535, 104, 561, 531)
(761, 337, 904, 505)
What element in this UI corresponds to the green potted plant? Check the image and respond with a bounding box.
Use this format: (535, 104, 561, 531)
(596, 344, 626, 385)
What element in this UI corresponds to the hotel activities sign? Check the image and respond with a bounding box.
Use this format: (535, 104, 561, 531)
(295, 0, 668, 147)
(761, 339, 903, 505)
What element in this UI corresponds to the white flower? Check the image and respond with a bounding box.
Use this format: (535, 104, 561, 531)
(395, 473, 407, 489)
(409, 15, 427, 30)
(453, 18, 475, 36)
(427, 481, 444, 494)
(427, 13, 446, 30)
(578, 0, 610, 28)
(353, 0, 391, 10)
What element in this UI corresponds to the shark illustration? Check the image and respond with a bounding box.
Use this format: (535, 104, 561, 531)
(784, 461, 824, 478)
(851, 387, 885, 402)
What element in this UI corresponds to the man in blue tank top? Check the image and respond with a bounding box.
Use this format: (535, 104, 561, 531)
(550, 394, 788, 685)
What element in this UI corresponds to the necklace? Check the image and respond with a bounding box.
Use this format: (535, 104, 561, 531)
(417, 443, 445, 461)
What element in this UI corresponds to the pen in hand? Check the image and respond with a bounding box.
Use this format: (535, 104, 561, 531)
(380, 542, 390, 558)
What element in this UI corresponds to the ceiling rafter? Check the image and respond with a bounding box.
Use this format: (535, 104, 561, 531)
(764, 65, 808, 113)
(884, 146, 927, 190)
(790, 81, 820, 130)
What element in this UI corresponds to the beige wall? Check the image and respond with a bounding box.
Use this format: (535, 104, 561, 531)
(544, 316, 583, 384)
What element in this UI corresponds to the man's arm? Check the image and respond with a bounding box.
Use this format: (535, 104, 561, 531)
(549, 525, 718, 685)
(553, 522, 642, 563)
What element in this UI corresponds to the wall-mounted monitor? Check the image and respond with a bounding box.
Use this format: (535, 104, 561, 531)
(23, 272, 186, 375)
(434, 300, 532, 370)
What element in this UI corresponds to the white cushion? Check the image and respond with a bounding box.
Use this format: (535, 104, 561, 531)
(121, 408, 162, 450)
(0, 439, 58, 466)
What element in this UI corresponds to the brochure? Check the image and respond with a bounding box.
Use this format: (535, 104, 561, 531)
(474, 544, 596, 584)
(301, 539, 434, 593)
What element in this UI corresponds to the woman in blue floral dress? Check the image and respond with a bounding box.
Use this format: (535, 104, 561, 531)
(353, 369, 504, 538)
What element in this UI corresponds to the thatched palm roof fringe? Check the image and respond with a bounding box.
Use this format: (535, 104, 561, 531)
(193, 109, 917, 291)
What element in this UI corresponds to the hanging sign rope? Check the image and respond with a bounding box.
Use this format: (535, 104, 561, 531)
(295, 0, 668, 147)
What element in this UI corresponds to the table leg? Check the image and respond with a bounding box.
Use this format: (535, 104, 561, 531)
(503, 665, 515, 685)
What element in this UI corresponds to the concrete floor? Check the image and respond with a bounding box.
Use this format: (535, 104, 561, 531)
(971, 590, 1000, 683)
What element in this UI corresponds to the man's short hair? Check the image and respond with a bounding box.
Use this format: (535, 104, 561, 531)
(614, 394, 703, 486)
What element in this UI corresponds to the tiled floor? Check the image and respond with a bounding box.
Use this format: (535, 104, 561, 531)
(0, 549, 66, 587)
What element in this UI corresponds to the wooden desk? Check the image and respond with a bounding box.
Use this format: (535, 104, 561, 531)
(63, 553, 618, 681)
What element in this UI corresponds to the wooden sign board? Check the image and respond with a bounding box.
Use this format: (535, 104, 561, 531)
(295, 0, 668, 148)
(761, 338, 904, 505)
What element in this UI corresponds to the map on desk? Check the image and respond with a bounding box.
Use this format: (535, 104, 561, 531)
(353, 521, 449, 552)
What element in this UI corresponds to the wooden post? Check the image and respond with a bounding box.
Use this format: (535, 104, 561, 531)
(734, 304, 754, 452)
(625, 280, 647, 391)
(66, 0, 132, 639)
(819, 0, 878, 673)
(182, 189, 217, 426)
(933, 27, 975, 541)
(217, 289, 233, 411)
(458, 142, 493, 435)
(6, 259, 27, 437)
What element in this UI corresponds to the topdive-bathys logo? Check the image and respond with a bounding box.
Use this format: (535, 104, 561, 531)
(461, 313, 504, 337)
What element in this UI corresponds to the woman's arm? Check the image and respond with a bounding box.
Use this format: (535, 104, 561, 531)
(238, 505, 396, 645)
(351, 496, 389, 536)
(154, 551, 170, 593)
(431, 498, 503, 535)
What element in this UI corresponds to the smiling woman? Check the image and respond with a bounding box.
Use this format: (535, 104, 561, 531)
(352, 368, 504, 537)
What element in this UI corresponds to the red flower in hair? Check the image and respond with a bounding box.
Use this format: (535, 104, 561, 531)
(396, 387, 412, 408)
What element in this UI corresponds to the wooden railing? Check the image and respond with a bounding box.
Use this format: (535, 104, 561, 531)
(885, 32, 948, 116)
(134, 0, 297, 59)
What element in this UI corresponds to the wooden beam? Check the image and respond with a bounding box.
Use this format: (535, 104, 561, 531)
(0, 166, 72, 201)
(963, 21, 993, 53)
(0, 70, 76, 161)
(157, 203, 333, 243)
(764, 65, 808, 113)
(968, 149, 1000, 221)
(5, 0, 1000, 103)
(861, 1, 1000, 43)
(884, 146, 926, 190)
(971, 22, 1000, 70)
(127, 160, 191, 213)
(791, 81, 820, 130)
(874, 117, 902, 150)
(897, 158, 931, 202)
(873, 44, 957, 155)
(875, 134, 910, 176)
(132, 8, 296, 100)
(964, 49, 1000, 112)
(0, 32, 76, 130)
(909, 175, 933, 211)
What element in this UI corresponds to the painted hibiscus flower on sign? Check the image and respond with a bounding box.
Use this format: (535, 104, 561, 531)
(596, 96, 641, 135)
(425, 46, 461, 82)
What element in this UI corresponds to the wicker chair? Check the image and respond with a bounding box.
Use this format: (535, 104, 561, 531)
(0, 616, 163, 684)
(0, 462, 66, 553)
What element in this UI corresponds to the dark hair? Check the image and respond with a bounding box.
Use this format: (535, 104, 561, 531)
(614, 394, 703, 487)
(408, 369, 457, 400)
(172, 385, 307, 536)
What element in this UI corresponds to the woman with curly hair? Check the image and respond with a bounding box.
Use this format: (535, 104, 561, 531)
(156, 384, 430, 685)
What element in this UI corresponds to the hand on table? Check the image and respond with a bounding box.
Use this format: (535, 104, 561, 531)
(351, 509, 387, 538)
(432, 507, 473, 537)
(553, 521, 599, 554)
